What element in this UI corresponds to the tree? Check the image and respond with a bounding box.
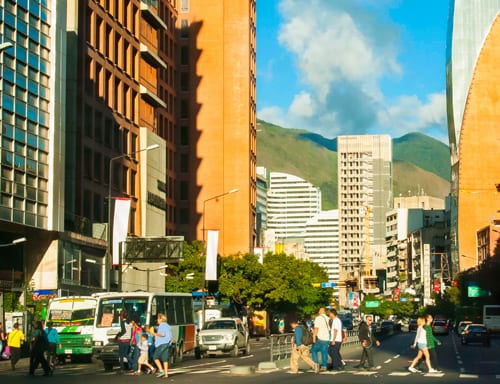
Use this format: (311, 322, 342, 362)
(169, 242, 332, 319)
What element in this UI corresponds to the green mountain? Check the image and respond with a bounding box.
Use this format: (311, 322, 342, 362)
(256, 119, 451, 210)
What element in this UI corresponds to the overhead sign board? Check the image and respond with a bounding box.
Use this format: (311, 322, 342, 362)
(321, 282, 336, 288)
(365, 301, 380, 308)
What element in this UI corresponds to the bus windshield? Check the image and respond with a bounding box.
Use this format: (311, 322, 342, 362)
(47, 297, 97, 327)
(48, 308, 95, 326)
(95, 296, 148, 328)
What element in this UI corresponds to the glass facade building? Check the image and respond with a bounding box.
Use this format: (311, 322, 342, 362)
(1, 0, 54, 229)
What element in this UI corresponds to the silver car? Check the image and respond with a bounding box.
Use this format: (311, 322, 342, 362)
(432, 320, 449, 335)
(197, 317, 250, 357)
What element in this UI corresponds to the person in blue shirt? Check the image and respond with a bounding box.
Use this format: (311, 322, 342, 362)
(289, 320, 319, 374)
(152, 313, 172, 378)
(45, 322, 61, 369)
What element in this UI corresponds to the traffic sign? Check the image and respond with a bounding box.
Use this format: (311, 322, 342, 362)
(365, 300, 380, 308)
(321, 282, 337, 288)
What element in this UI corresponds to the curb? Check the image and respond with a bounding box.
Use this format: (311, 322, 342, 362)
(229, 365, 255, 375)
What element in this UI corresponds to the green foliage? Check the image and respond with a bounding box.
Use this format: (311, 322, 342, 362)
(171, 242, 332, 318)
(359, 293, 415, 319)
(393, 133, 451, 181)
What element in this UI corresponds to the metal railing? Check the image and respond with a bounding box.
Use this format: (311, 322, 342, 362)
(269, 333, 294, 362)
(269, 330, 362, 362)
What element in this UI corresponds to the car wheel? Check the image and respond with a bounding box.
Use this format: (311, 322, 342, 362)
(103, 363, 113, 371)
(243, 340, 250, 355)
(231, 342, 239, 357)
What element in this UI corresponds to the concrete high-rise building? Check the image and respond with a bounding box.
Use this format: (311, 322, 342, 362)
(266, 172, 321, 249)
(447, 0, 500, 272)
(304, 210, 340, 295)
(337, 135, 392, 303)
(177, 0, 257, 255)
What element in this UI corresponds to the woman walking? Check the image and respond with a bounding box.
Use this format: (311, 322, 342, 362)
(408, 316, 438, 373)
(7, 322, 25, 370)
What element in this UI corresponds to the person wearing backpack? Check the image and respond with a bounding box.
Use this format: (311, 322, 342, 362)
(289, 320, 319, 374)
(29, 321, 52, 376)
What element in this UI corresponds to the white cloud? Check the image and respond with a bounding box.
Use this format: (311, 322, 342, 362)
(257, 106, 287, 128)
(257, 0, 447, 140)
(289, 92, 315, 118)
(377, 92, 446, 137)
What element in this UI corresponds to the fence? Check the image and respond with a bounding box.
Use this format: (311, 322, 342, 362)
(269, 330, 361, 362)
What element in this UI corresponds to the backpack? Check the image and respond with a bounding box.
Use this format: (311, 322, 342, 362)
(300, 325, 313, 346)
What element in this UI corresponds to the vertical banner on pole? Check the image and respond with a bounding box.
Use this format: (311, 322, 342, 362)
(205, 230, 219, 280)
(112, 198, 131, 265)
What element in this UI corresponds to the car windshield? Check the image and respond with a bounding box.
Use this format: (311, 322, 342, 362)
(205, 321, 236, 330)
(434, 321, 446, 326)
(468, 326, 485, 332)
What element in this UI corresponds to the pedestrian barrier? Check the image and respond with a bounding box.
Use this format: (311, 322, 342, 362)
(269, 333, 294, 362)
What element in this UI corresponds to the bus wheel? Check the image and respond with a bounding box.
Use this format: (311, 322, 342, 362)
(194, 347, 202, 360)
(177, 345, 184, 362)
(84, 354, 93, 363)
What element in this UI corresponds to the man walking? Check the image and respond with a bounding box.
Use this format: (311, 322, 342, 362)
(289, 320, 319, 374)
(328, 309, 344, 371)
(355, 315, 380, 370)
(311, 307, 330, 371)
(152, 313, 172, 378)
(45, 322, 61, 369)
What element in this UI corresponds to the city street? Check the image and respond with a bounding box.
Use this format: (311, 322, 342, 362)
(1, 331, 500, 383)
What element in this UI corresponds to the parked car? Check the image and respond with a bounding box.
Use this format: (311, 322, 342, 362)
(408, 318, 418, 332)
(461, 324, 490, 347)
(432, 320, 450, 335)
(197, 317, 250, 357)
(456, 321, 472, 335)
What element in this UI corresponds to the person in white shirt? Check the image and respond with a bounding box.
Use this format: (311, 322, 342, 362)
(328, 309, 344, 370)
(310, 307, 330, 370)
(408, 316, 438, 373)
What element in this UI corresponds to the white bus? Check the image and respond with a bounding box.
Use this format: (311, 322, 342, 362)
(46, 296, 97, 363)
(483, 304, 500, 332)
(92, 292, 195, 371)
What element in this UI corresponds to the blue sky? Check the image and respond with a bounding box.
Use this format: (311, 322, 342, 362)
(256, 0, 450, 141)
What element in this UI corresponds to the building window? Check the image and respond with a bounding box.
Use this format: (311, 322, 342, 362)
(180, 19, 188, 37)
(179, 208, 188, 224)
(180, 126, 188, 146)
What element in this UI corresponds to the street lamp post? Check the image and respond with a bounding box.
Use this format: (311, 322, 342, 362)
(106, 144, 160, 291)
(0, 237, 26, 248)
(131, 265, 169, 291)
(200, 188, 238, 328)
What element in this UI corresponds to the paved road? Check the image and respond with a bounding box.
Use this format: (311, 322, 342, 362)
(1, 331, 499, 383)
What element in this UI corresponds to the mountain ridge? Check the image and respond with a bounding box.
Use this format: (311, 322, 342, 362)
(256, 119, 451, 210)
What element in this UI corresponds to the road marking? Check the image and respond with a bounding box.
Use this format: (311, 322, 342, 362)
(393, 354, 400, 359)
(384, 359, 392, 364)
(388, 372, 411, 376)
(459, 374, 479, 379)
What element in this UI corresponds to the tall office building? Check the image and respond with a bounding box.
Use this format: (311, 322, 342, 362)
(266, 172, 321, 246)
(0, 0, 66, 293)
(304, 210, 340, 292)
(337, 135, 392, 303)
(177, 0, 257, 255)
(447, 0, 500, 272)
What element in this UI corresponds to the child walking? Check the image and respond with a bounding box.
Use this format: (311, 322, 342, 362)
(137, 332, 155, 374)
